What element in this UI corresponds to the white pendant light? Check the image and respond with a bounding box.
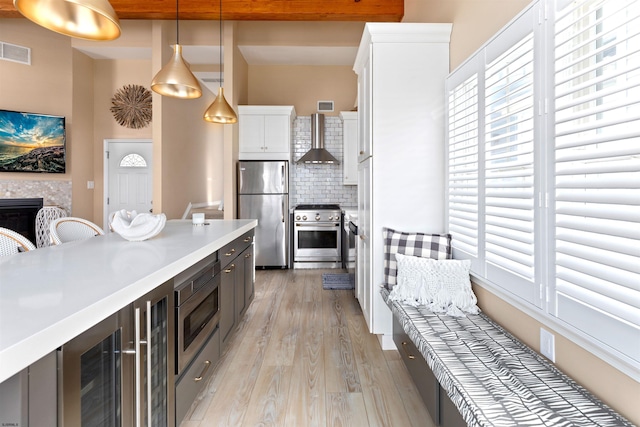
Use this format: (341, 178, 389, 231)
(151, 0, 202, 99)
(13, 0, 121, 41)
(203, 0, 237, 124)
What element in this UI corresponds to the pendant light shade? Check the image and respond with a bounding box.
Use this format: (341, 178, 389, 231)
(13, 0, 121, 41)
(151, 44, 202, 99)
(203, 0, 237, 124)
(151, 0, 202, 99)
(204, 87, 237, 124)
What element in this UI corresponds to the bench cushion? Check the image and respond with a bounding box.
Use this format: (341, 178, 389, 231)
(382, 288, 632, 427)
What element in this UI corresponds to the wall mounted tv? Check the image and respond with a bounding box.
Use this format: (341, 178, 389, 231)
(0, 109, 66, 173)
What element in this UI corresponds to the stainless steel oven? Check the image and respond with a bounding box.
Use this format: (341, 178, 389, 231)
(175, 256, 220, 375)
(293, 204, 341, 269)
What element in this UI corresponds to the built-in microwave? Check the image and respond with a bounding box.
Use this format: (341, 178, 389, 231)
(175, 258, 220, 375)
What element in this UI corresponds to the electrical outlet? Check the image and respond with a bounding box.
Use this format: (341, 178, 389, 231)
(87, 181, 95, 189)
(540, 328, 555, 362)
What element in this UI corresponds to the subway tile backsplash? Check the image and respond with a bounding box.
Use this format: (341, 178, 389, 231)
(291, 116, 357, 209)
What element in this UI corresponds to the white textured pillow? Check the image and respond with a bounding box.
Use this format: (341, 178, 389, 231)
(388, 253, 479, 317)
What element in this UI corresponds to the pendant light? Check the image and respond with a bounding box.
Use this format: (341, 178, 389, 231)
(13, 0, 121, 41)
(151, 0, 202, 99)
(203, 0, 238, 124)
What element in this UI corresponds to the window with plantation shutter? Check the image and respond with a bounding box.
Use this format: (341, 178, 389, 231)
(484, 31, 537, 301)
(446, 0, 640, 374)
(553, 0, 640, 363)
(447, 71, 480, 263)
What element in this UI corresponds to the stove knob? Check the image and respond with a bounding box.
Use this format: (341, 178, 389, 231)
(295, 215, 301, 220)
(316, 215, 321, 221)
(302, 215, 307, 221)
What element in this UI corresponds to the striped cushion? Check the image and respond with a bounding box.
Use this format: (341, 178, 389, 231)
(382, 288, 633, 427)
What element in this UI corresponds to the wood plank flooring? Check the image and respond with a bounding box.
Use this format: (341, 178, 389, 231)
(180, 269, 435, 427)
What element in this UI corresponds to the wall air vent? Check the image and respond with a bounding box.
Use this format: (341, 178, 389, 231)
(317, 100, 334, 113)
(202, 77, 223, 83)
(0, 41, 31, 65)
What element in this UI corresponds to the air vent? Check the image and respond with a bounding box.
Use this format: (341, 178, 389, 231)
(202, 77, 223, 83)
(317, 100, 334, 112)
(0, 41, 31, 65)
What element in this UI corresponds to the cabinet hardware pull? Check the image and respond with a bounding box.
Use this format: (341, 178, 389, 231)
(244, 237, 252, 242)
(194, 360, 212, 382)
(224, 264, 236, 273)
(225, 249, 236, 256)
(359, 150, 364, 155)
(134, 307, 142, 427)
(401, 341, 416, 360)
(245, 253, 251, 258)
(145, 300, 152, 425)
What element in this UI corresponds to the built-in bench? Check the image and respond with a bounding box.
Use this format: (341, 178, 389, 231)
(382, 288, 632, 427)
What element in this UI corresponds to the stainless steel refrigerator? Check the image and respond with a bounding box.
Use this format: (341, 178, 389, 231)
(237, 160, 289, 268)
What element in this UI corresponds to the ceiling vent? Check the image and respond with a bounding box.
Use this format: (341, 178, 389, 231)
(0, 41, 31, 65)
(317, 100, 334, 113)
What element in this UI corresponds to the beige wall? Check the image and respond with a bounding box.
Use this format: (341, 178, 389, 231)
(0, 20, 73, 195)
(404, 0, 532, 70)
(71, 50, 95, 220)
(247, 65, 356, 116)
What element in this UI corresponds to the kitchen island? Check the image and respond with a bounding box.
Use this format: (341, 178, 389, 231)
(0, 219, 256, 384)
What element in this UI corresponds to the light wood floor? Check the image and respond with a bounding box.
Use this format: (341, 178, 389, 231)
(180, 268, 435, 427)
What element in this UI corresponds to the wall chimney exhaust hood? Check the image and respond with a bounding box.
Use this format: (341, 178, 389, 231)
(297, 113, 340, 164)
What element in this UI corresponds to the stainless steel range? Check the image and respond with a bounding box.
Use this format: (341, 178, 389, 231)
(293, 204, 342, 269)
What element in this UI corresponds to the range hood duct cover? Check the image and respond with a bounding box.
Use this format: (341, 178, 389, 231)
(297, 113, 340, 164)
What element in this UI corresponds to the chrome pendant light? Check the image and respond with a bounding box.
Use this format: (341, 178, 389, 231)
(151, 0, 202, 99)
(203, 0, 237, 124)
(13, 0, 121, 41)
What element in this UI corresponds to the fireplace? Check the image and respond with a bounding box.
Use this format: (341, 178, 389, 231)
(0, 198, 43, 245)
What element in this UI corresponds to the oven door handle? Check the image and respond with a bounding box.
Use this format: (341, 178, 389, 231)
(295, 223, 340, 228)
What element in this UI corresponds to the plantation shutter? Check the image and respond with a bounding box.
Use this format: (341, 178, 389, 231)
(447, 70, 480, 264)
(553, 0, 640, 362)
(484, 26, 537, 302)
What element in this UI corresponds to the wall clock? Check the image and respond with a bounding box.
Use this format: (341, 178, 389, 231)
(110, 84, 152, 129)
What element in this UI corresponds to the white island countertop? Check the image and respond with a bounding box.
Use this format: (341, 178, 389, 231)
(0, 219, 257, 383)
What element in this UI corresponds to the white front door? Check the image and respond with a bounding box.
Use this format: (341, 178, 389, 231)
(104, 139, 153, 230)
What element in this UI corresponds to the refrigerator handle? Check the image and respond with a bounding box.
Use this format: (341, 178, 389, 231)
(282, 198, 286, 223)
(281, 164, 285, 189)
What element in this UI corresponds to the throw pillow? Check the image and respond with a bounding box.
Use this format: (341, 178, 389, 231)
(388, 254, 479, 317)
(383, 227, 451, 289)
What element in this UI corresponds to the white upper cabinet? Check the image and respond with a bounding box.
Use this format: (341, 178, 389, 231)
(239, 106, 296, 160)
(340, 111, 358, 185)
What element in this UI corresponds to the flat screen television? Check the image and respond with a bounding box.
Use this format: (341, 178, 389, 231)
(0, 109, 66, 173)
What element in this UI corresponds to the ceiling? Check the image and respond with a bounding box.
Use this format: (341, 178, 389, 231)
(72, 43, 360, 93)
(2, 0, 389, 79)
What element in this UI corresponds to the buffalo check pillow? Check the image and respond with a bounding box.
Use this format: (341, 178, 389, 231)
(383, 227, 452, 289)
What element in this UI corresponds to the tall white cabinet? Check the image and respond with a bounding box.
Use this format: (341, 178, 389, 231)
(354, 23, 452, 347)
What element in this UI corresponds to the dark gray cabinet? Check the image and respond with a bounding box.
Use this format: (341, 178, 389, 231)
(220, 231, 255, 347)
(392, 317, 465, 427)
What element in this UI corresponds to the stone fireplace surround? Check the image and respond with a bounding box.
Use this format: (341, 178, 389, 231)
(0, 179, 72, 245)
(0, 179, 72, 214)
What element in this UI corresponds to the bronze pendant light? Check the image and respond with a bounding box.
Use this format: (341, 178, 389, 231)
(13, 0, 121, 41)
(151, 0, 202, 99)
(203, 0, 238, 124)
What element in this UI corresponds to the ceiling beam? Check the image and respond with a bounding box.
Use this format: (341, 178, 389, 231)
(0, 0, 404, 21)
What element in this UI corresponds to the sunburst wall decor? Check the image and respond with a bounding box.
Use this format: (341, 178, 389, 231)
(110, 84, 152, 129)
